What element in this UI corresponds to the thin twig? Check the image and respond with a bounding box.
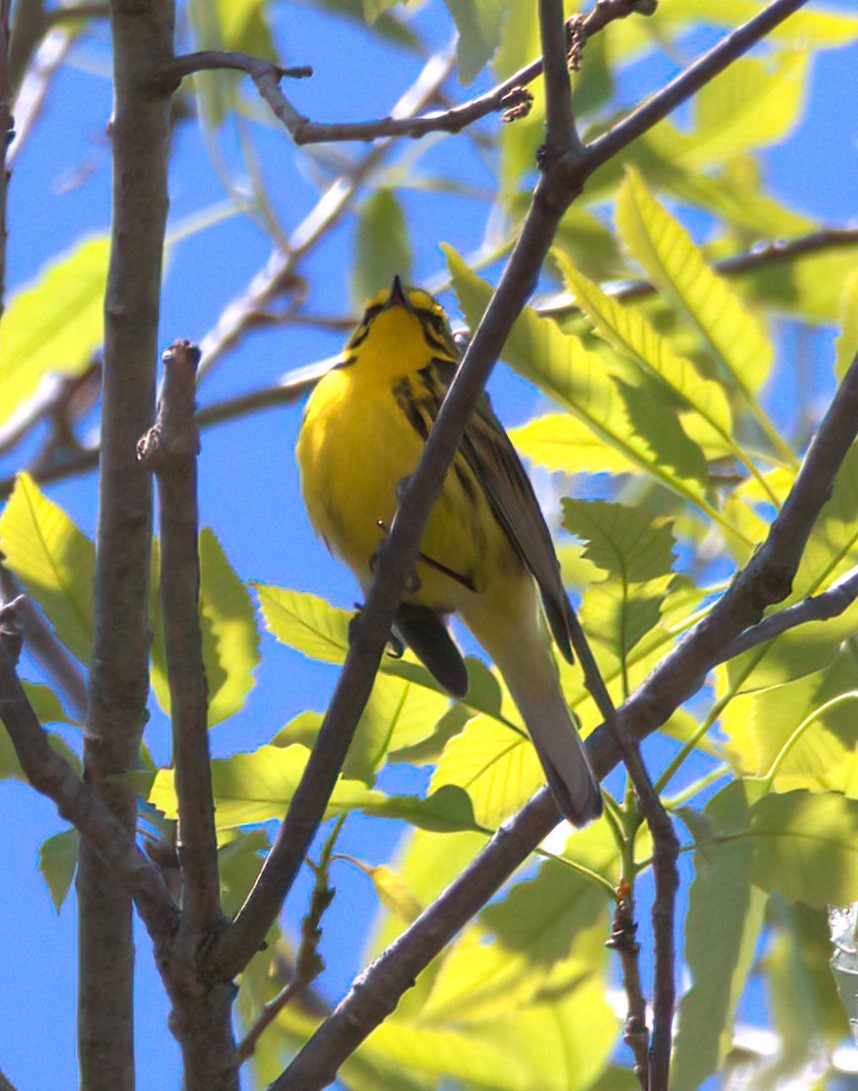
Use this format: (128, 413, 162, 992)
(606, 881, 649, 1086)
(9, 23, 76, 163)
(196, 47, 456, 379)
(720, 565, 858, 662)
(139, 341, 221, 937)
(0, 566, 88, 718)
(169, 1, 654, 147)
(238, 818, 343, 1062)
(539, 226, 858, 320)
(0, 635, 180, 942)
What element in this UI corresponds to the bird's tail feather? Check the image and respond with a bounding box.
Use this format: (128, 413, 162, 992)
(501, 662, 602, 826)
(527, 713, 602, 827)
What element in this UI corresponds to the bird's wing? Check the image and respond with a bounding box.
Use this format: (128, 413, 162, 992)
(431, 360, 577, 664)
(393, 602, 469, 699)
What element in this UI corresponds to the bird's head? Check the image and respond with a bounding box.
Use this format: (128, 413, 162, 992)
(345, 277, 459, 377)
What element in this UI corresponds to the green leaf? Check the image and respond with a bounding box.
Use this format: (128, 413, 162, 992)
(218, 828, 270, 918)
(23, 682, 78, 727)
(0, 473, 94, 664)
(616, 169, 774, 395)
(275, 672, 452, 783)
(352, 190, 413, 308)
(464, 978, 616, 1091)
(362, 785, 480, 833)
(149, 744, 385, 828)
(366, 825, 489, 960)
(720, 652, 858, 790)
(361, 0, 402, 24)
(430, 714, 543, 827)
(38, 828, 80, 912)
(561, 499, 676, 582)
(649, 53, 809, 167)
(151, 532, 260, 727)
(445, 248, 721, 519)
(735, 236, 858, 324)
(750, 790, 858, 907)
(445, 0, 508, 86)
(724, 608, 858, 695)
(362, 864, 423, 923)
(423, 856, 607, 1023)
(256, 584, 506, 732)
(255, 585, 350, 664)
(149, 746, 478, 834)
(579, 579, 670, 670)
(508, 413, 637, 476)
(763, 901, 849, 1079)
(672, 780, 767, 1091)
(315, 0, 421, 48)
(199, 530, 259, 725)
(558, 256, 734, 450)
(0, 236, 109, 431)
(649, 1, 858, 44)
(214, 0, 274, 55)
(835, 270, 858, 381)
(187, 0, 275, 129)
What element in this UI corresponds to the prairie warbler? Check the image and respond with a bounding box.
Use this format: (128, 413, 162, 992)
(297, 278, 602, 826)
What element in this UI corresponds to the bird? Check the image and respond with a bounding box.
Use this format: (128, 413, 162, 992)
(296, 276, 602, 826)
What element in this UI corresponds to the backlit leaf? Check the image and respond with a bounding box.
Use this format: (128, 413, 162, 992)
(617, 169, 773, 394)
(0, 236, 109, 431)
(561, 499, 676, 582)
(672, 781, 767, 1091)
(0, 474, 94, 664)
(750, 790, 858, 907)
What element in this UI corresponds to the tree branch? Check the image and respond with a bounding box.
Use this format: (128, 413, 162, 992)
(196, 46, 456, 381)
(139, 341, 221, 937)
(238, 818, 342, 1063)
(540, 226, 858, 320)
(720, 564, 858, 662)
(0, 566, 88, 718)
(0, 624, 179, 944)
(168, 1, 653, 148)
(584, 0, 812, 172)
(77, 1, 175, 1086)
(607, 882, 649, 1086)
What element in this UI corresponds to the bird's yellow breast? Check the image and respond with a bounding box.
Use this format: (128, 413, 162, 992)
(297, 362, 518, 612)
(298, 365, 421, 582)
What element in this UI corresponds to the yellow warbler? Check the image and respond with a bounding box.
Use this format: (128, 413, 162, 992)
(297, 278, 601, 825)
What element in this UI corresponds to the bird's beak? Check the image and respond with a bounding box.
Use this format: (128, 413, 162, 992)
(385, 275, 414, 314)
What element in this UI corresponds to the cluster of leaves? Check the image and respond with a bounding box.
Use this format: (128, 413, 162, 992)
(4, 0, 858, 1087)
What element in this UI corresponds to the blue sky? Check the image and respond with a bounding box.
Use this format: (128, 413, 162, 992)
(1, 2, 857, 1088)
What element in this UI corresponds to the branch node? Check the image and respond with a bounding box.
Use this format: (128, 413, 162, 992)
(137, 340, 201, 468)
(499, 87, 534, 123)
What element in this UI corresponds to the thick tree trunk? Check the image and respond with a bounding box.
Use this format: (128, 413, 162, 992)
(77, 2, 175, 1088)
